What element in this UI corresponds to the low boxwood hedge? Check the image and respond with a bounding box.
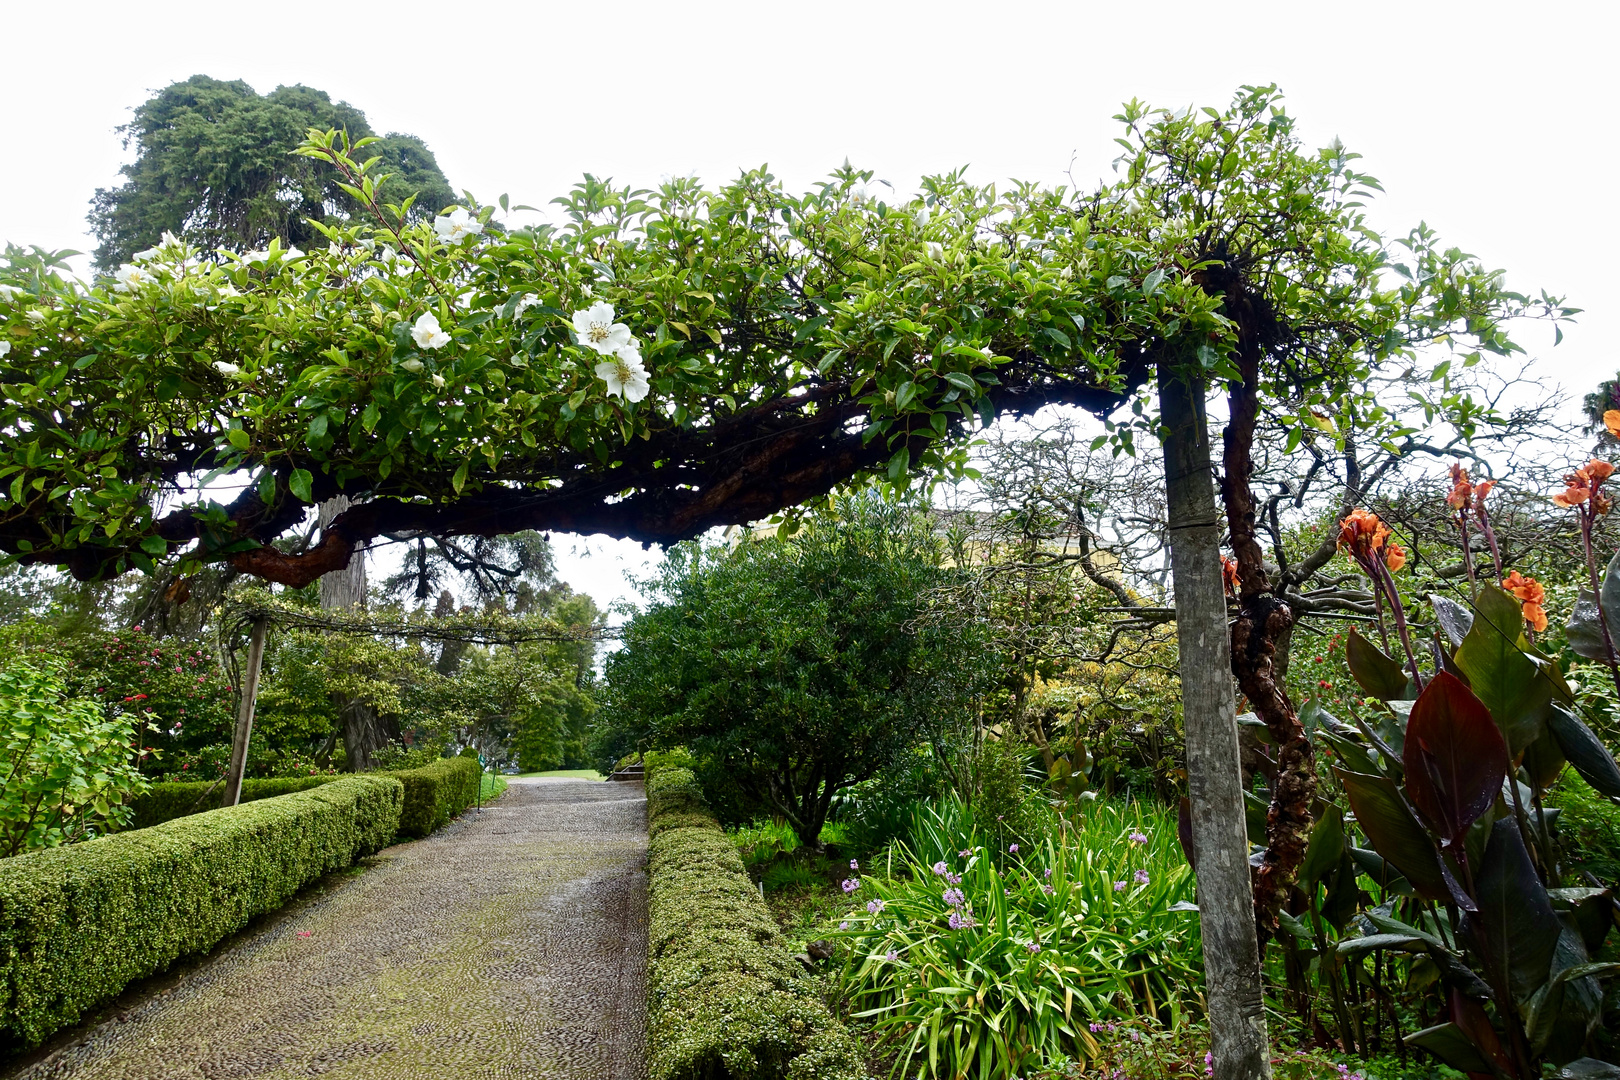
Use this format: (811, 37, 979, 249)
(127, 775, 339, 829)
(0, 774, 403, 1050)
(123, 753, 484, 839)
(645, 762, 862, 1080)
(392, 752, 482, 839)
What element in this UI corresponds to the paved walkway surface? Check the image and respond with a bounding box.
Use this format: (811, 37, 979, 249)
(12, 778, 648, 1080)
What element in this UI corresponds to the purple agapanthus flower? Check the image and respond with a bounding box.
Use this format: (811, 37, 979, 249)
(1041, 883, 1055, 895)
(942, 887, 965, 907)
(958, 848, 972, 858)
(944, 871, 962, 886)
(1008, 843, 1019, 853)
(947, 910, 975, 930)
(885, 949, 898, 961)
(1113, 880, 1127, 892)
(1129, 831, 1149, 845)
(849, 858, 859, 871)
(866, 898, 885, 914)
(931, 861, 948, 876)
(841, 877, 860, 894)
(1134, 869, 1151, 886)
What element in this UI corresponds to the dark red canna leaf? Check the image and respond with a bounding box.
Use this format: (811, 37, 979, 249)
(1404, 671, 1509, 848)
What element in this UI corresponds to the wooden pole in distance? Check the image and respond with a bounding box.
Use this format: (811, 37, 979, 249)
(223, 616, 269, 807)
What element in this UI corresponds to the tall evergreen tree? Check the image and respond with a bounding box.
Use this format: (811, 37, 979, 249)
(88, 75, 454, 270)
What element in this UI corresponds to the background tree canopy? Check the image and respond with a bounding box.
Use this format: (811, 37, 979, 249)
(88, 75, 455, 270)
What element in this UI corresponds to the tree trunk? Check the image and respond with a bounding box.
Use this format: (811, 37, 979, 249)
(1158, 360, 1273, 1080)
(1219, 296, 1317, 939)
(223, 616, 268, 806)
(318, 497, 385, 771)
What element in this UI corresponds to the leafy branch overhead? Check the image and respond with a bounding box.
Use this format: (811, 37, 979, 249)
(0, 86, 1573, 586)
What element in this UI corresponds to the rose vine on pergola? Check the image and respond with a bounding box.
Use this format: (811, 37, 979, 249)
(0, 87, 1568, 1079)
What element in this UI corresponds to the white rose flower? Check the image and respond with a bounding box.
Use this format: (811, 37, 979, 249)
(213, 361, 241, 377)
(24, 310, 44, 325)
(434, 207, 483, 244)
(513, 293, 540, 320)
(242, 250, 270, 265)
(400, 358, 424, 373)
(572, 301, 632, 355)
(0, 341, 10, 358)
(595, 343, 650, 402)
(411, 312, 451, 350)
(114, 263, 155, 291)
(283, 247, 305, 260)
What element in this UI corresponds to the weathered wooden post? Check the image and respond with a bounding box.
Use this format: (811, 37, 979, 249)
(222, 615, 269, 807)
(1158, 360, 1272, 1080)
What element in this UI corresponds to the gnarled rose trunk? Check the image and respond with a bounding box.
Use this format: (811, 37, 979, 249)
(1216, 280, 1318, 939)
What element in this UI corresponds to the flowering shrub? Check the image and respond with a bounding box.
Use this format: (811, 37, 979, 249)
(57, 628, 236, 758)
(0, 653, 150, 856)
(833, 797, 1198, 1079)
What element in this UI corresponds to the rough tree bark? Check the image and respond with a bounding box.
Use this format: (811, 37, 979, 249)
(317, 496, 387, 772)
(1159, 359, 1273, 1080)
(1216, 279, 1318, 939)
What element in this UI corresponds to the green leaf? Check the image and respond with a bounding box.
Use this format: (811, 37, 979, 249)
(360, 402, 380, 434)
(943, 372, 976, 391)
(307, 413, 328, 440)
(289, 468, 313, 503)
(1405, 1023, 1495, 1074)
(257, 471, 276, 504)
(226, 429, 251, 451)
(1345, 630, 1412, 700)
(1548, 703, 1620, 798)
(1142, 268, 1166, 296)
(451, 461, 468, 495)
(1300, 804, 1344, 887)
(894, 381, 917, 410)
(1475, 815, 1562, 1004)
(138, 536, 167, 556)
(1454, 584, 1552, 754)
(1335, 768, 1451, 903)
(1429, 593, 1473, 650)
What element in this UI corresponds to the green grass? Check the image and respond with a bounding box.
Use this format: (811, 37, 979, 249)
(479, 773, 508, 800)
(517, 769, 603, 780)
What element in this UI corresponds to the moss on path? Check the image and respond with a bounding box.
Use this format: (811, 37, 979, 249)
(12, 778, 648, 1080)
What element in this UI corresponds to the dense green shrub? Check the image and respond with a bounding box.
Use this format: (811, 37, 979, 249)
(391, 752, 482, 839)
(0, 775, 402, 1049)
(645, 763, 862, 1080)
(125, 775, 339, 829)
(0, 652, 150, 856)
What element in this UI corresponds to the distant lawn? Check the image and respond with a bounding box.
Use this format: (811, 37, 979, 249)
(518, 769, 604, 781)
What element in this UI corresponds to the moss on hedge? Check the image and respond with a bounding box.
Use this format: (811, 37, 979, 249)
(392, 753, 483, 839)
(0, 774, 403, 1050)
(127, 774, 339, 829)
(645, 764, 862, 1080)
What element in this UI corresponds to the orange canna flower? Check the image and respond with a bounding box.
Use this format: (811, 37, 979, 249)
(1475, 479, 1496, 502)
(1446, 463, 1472, 510)
(1523, 602, 1549, 633)
(1501, 571, 1545, 605)
(1385, 543, 1407, 572)
(1220, 555, 1240, 597)
(1338, 508, 1388, 553)
(1605, 409, 1620, 440)
(1554, 484, 1593, 508)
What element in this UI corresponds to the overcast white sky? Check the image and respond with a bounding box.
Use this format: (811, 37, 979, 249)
(4, 0, 1614, 614)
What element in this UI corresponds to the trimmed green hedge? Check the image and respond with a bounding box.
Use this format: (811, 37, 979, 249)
(645, 763, 862, 1080)
(125, 753, 484, 839)
(127, 775, 339, 829)
(0, 775, 402, 1050)
(392, 753, 482, 839)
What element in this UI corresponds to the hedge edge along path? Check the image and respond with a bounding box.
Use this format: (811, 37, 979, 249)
(645, 763, 863, 1080)
(0, 774, 403, 1050)
(123, 752, 482, 836)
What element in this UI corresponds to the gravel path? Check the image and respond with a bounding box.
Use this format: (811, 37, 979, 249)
(11, 778, 648, 1080)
